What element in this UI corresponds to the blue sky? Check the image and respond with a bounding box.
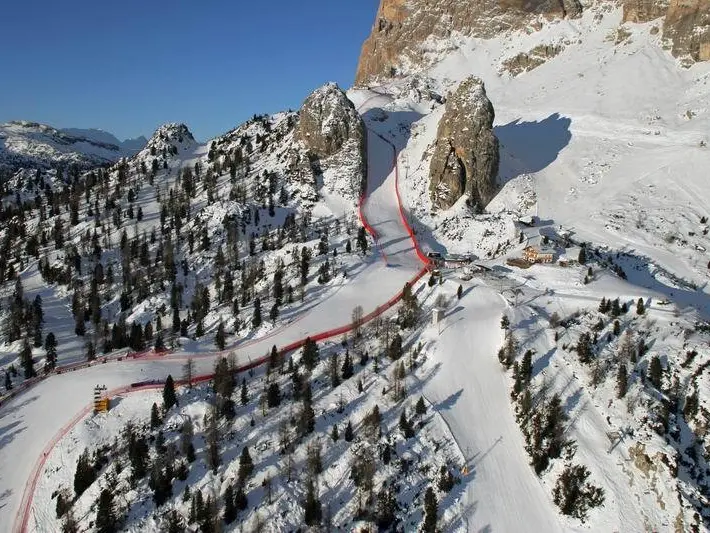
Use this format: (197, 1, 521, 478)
(0, 1, 379, 141)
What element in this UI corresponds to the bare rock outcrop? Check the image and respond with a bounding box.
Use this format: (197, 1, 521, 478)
(295, 83, 367, 201)
(664, 0, 710, 62)
(429, 77, 499, 211)
(355, 0, 582, 84)
(357, 0, 710, 83)
(623, 0, 710, 62)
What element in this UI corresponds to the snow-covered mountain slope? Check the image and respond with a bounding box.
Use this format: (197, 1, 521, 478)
(0, 89, 429, 533)
(360, 6, 710, 288)
(0, 121, 147, 171)
(347, 3, 710, 530)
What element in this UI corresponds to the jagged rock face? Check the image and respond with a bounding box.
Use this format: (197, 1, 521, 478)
(623, 0, 710, 62)
(355, 0, 582, 84)
(429, 77, 499, 211)
(295, 83, 367, 201)
(622, 0, 669, 22)
(664, 0, 710, 61)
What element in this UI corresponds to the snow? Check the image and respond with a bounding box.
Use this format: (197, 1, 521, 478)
(0, 111, 424, 533)
(0, 121, 146, 170)
(4, 3, 710, 531)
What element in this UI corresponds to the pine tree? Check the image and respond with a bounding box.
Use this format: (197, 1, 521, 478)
(4, 372, 11, 390)
(95, 488, 117, 533)
(616, 364, 628, 399)
(73, 449, 96, 498)
(422, 487, 438, 533)
(150, 402, 162, 429)
(301, 337, 319, 371)
(215, 319, 226, 350)
(457, 285, 463, 299)
(344, 420, 354, 442)
(44, 332, 57, 369)
(238, 446, 254, 483)
(223, 484, 236, 524)
(20, 338, 35, 379)
(303, 478, 322, 526)
(240, 378, 248, 405)
(205, 408, 220, 473)
(329, 353, 340, 388)
(234, 483, 248, 510)
(331, 424, 339, 441)
(252, 297, 262, 328)
(648, 356, 663, 390)
(341, 350, 354, 379)
(267, 382, 281, 408)
(399, 411, 415, 439)
(376, 484, 397, 528)
(388, 333, 403, 361)
(356, 226, 368, 253)
(552, 463, 605, 521)
(163, 374, 177, 410)
(415, 396, 427, 416)
(636, 298, 645, 315)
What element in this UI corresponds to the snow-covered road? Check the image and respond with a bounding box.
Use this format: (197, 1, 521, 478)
(0, 116, 425, 532)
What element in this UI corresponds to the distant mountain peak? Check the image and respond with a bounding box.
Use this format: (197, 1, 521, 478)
(0, 121, 147, 172)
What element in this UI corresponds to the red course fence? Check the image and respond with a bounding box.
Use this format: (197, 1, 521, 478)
(13, 98, 431, 533)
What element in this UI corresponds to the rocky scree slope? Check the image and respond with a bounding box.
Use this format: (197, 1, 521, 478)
(428, 76, 499, 212)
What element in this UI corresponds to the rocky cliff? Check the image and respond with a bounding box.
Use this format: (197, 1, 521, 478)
(295, 83, 367, 202)
(355, 0, 582, 84)
(357, 0, 710, 84)
(623, 0, 710, 61)
(429, 77, 499, 212)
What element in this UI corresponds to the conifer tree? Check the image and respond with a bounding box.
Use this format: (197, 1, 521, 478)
(344, 420, 354, 442)
(223, 484, 236, 524)
(648, 356, 663, 390)
(44, 332, 57, 369)
(238, 446, 254, 483)
(95, 488, 117, 533)
(415, 396, 427, 416)
(240, 378, 248, 406)
(20, 338, 35, 379)
(215, 319, 226, 350)
(163, 374, 177, 410)
(616, 364, 628, 399)
(422, 487, 438, 533)
(73, 449, 96, 498)
(303, 478, 322, 526)
(150, 402, 162, 429)
(636, 297, 645, 315)
(252, 297, 262, 328)
(301, 337, 319, 371)
(341, 350, 354, 379)
(331, 424, 339, 441)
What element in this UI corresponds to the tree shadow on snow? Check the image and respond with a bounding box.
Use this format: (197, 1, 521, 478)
(437, 388, 463, 411)
(495, 113, 572, 186)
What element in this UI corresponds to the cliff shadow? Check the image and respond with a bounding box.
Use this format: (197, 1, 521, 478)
(495, 113, 572, 186)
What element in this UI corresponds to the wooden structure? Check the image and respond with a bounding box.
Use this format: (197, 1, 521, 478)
(93, 385, 109, 413)
(522, 246, 555, 264)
